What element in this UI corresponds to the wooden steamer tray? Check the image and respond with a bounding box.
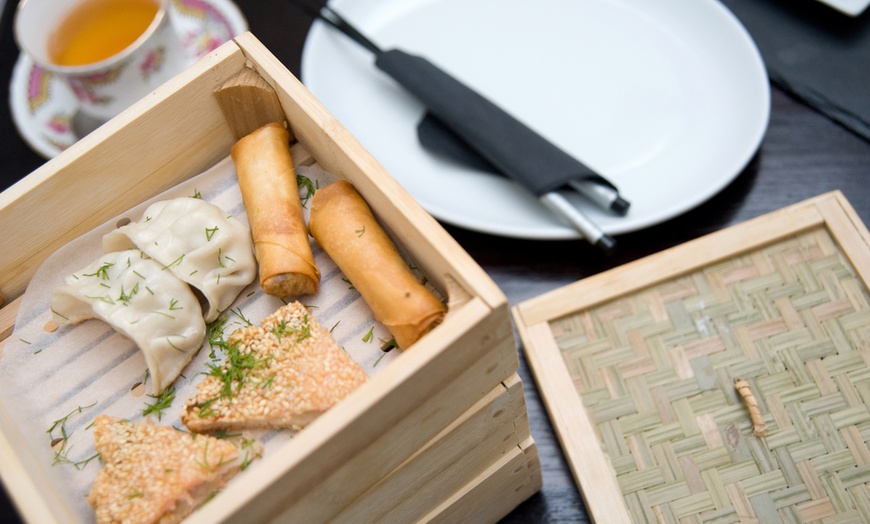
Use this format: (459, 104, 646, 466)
(514, 192, 870, 523)
(0, 33, 540, 523)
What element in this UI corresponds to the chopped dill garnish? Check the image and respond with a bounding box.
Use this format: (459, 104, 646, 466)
(50, 307, 69, 321)
(192, 189, 202, 199)
(48, 402, 97, 441)
(206, 314, 231, 357)
(205, 226, 219, 241)
(53, 448, 101, 470)
(166, 337, 185, 352)
(19, 338, 31, 345)
(272, 319, 288, 340)
(206, 341, 269, 399)
(342, 277, 355, 290)
(230, 307, 252, 326)
(195, 397, 219, 419)
(297, 174, 317, 207)
(239, 438, 262, 470)
(362, 327, 374, 343)
(212, 430, 242, 439)
(84, 262, 113, 280)
(128, 487, 144, 499)
(151, 298, 183, 319)
(47, 402, 99, 469)
(260, 373, 276, 389)
(196, 440, 233, 474)
(88, 294, 115, 305)
(271, 315, 311, 343)
(142, 386, 176, 421)
(163, 254, 185, 270)
(117, 282, 139, 305)
(355, 226, 366, 237)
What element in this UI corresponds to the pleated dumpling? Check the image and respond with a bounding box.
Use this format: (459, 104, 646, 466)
(103, 197, 257, 322)
(50, 250, 206, 394)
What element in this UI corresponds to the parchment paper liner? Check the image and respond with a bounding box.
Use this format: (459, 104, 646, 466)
(0, 157, 421, 521)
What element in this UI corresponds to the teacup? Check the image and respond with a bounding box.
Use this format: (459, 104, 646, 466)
(14, 0, 190, 122)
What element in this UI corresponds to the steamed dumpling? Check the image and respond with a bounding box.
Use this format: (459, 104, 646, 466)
(50, 250, 206, 394)
(103, 197, 257, 322)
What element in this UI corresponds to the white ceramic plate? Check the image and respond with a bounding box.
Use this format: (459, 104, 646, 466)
(10, 0, 248, 159)
(816, 0, 870, 16)
(301, 0, 770, 240)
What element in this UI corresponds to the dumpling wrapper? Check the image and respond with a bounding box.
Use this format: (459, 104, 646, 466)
(50, 250, 206, 395)
(103, 197, 257, 322)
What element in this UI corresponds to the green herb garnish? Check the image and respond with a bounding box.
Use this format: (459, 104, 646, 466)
(142, 386, 176, 421)
(84, 262, 114, 280)
(163, 254, 185, 270)
(297, 174, 317, 207)
(205, 342, 268, 399)
(205, 226, 219, 241)
(47, 402, 99, 469)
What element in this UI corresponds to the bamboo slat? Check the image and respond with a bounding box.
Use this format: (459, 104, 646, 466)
(516, 193, 870, 523)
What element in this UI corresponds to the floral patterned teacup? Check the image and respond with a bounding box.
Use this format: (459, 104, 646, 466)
(14, 0, 190, 122)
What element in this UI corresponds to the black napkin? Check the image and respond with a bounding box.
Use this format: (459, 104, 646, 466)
(374, 49, 623, 199)
(416, 112, 620, 196)
(721, 0, 870, 141)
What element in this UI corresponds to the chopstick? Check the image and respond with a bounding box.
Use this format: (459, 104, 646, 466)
(292, 1, 621, 252)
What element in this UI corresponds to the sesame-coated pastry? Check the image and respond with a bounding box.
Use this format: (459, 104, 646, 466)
(87, 415, 259, 524)
(181, 301, 367, 432)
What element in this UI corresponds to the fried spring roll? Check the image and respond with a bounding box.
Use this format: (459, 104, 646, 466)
(309, 181, 447, 349)
(231, 122, 320, 297)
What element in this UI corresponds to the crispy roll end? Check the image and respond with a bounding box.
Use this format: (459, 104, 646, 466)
(309, 180, 447, 349)
(231, 122, 320, 297)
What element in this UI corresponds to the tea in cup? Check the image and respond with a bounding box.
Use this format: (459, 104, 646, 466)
(15, 0, 191, 122)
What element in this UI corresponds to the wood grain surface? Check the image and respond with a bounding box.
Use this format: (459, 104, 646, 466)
(2, 0, 870, 522)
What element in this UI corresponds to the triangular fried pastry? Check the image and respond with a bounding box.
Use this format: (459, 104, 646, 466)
(182, 302, 367, 432)
(87, 415, 258, 524)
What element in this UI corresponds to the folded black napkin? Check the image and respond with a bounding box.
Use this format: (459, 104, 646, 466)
(721, 0, 870, 141)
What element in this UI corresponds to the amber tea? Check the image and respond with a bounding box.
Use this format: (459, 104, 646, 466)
(48, 0, 160, 66)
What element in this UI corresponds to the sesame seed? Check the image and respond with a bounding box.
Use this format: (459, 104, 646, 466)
(87, 415, 257, 524)
(182, 302, 366, 432)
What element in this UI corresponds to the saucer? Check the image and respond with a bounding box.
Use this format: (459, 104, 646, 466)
(9, 0, 248, 159)
(816, 0, 870, 16)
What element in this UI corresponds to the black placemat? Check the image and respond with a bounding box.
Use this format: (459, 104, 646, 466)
(722, 0, 870, 141)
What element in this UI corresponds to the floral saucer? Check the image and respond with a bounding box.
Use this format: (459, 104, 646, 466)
(10, 0, 248, 159)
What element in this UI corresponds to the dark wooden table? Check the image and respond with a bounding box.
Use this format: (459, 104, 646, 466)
(2, 1, 870, 522)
